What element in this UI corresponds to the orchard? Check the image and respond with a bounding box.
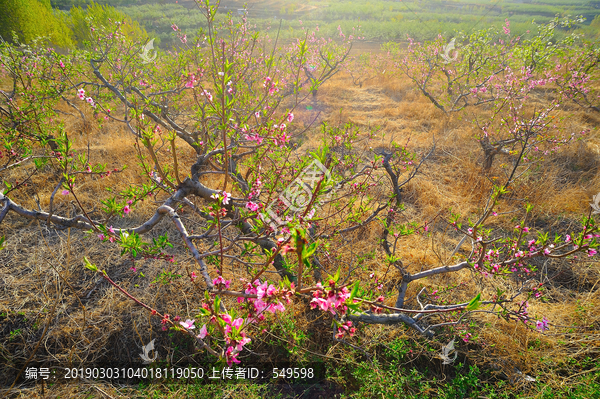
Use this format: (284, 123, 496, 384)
(1, 1, 600, 397)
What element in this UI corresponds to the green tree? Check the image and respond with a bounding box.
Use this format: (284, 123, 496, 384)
(0, 0, 73, 47)
(587, 14, 600, 39)
(51, 0, 140, 9)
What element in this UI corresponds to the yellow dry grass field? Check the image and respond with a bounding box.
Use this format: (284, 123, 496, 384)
(1, 63, 600, 398)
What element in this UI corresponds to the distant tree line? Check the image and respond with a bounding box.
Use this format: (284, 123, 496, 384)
(0, 0, 147, 47)
(50, 0, 149, 10)
(0, 0, 74, 47)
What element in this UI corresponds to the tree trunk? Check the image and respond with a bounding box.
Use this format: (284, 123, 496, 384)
(480, 137, 498, 171)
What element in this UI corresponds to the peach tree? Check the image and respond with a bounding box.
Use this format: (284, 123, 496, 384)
(387, 17, 588, 171)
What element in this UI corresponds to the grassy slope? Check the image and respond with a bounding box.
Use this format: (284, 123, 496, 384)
(118, 0, 600, 43)
(1, 65, 600, 397)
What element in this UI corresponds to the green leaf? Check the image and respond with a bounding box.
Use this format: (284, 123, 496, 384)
(496, 288, 505, 300)
(83, 257, 98, 272)
(198, 307, 210, 316)
(302, 242, 317, 258)
(331, 266, 341, 284)
(349, 281, 360, 301)
(466, 293, 481, 311)
(346, 303, 362, 314)
(213, 296, 221, 313)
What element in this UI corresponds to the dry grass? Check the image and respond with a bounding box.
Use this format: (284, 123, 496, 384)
(2, 62, 600, 398)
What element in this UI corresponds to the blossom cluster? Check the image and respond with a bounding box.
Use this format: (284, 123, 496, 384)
(457, 219, 599, 279)
(248, 176, 262, 200)
(239, 279, 293, 321)
(185, 73, 198, 88)
(171, 24, 187, 44)
(310, 280, 351, 315)
(77, 88, 94, 107)
(244, 131, 264, 145)
(185, 276, 295, 365)
(335, 320, 356, 339)
(211, 191, 231, 206)
(192, 312, 251, 365)
(263, 76, 278, 95)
